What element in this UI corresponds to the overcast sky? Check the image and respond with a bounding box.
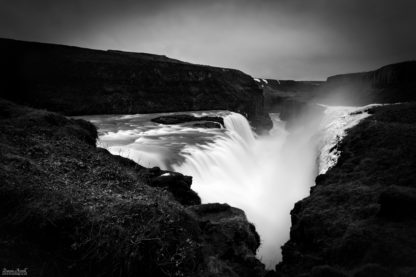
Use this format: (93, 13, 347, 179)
(1, 0, 415, 80)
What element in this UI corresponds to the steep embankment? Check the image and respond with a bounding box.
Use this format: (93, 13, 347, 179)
(0, 38, 271, 134)
(276, 103, 416, 277)
(253, 78, 323, 112)
(312, 61, 416, 105)
(0, 99, 270, 277)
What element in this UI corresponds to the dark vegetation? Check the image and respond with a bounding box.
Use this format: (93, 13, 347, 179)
(0, 99, 270, 277)
(0, 38, 272, 133)
(276, 103, 416, 277)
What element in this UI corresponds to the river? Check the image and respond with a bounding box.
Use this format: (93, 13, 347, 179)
(77, 105, 375, 267)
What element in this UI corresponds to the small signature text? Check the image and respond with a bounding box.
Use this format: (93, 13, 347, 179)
(2, 268, 28, 276)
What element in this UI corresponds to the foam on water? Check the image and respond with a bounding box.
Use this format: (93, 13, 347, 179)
(76, 105, 379, 269)
(171, 112, 317, 267)
(317, 104, 383, 174)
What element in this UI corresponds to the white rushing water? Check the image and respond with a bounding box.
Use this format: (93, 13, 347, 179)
(76, 104, 376, 268)
(316, 104, 383, 174)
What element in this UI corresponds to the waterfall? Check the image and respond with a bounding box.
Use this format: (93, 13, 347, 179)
(223, 112, 256, 146)
(316, 104, 383, 174)
(173, 112, 259, 206)
(79, 110, 320, 268)
(173, 112, 316, 268)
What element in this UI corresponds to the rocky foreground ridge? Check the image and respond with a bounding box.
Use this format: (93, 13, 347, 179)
(276, 103, 416, 277)
(0, 99, 272, 277)
(0, 38, 272, 134)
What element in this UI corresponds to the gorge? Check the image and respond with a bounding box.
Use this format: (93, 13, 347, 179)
(1, 38, 416, 277)
(76, 110, 316, 267)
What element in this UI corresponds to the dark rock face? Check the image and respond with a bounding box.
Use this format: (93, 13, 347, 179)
(193, 122, 222, 129)
(376, 185, 416, 221)
(0, 38, 271, 133)
(188, 203, 266, 277)
(257, 79, 324, 94)
(254, 79, 324, 112)
(147, 168, 201, 206)
(249, 113, 274, 135)
(97, 149, 202, 206)
(0, 99, 270, 277)
(150, 112, 273, 135)
(312, 61, 416, 105)
(151, 114, 224, 127)
(327, 62, 416, 85)
(276, 103, 416, 277)
(352, 265, 396, 277)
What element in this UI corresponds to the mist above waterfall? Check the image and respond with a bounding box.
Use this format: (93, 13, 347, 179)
(77, 106, 374, 268)
(78, 111, 319, 267)
(171, 112, 320, 267)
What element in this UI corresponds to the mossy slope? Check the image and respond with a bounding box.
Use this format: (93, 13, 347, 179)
(0, 37, 271, 133)
(276, 103, 416, 277)
(0, 99, 267, 277)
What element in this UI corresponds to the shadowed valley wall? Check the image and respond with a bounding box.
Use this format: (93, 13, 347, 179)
(0, 38, 270, 133)
(312, 61, 416, 105)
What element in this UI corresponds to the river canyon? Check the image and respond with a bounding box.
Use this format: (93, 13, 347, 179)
(77, 105, 375, 268)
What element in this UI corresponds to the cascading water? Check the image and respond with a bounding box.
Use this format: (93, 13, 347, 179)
(173, 112, 261, 213)
(76, 106, 374, 268)
(166, 112, 317, 267)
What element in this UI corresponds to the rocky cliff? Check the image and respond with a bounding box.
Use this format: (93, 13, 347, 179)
(0, 38, 271, 133)
(276, 103, 416, 277)
(253, 78, 323, 112)
(0, 99, 272, 277)
(312, 61, 416, 105)
(327, 62, 415, 85)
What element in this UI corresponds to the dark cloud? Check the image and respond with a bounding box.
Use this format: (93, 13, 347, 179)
(1, 0, 415, 80)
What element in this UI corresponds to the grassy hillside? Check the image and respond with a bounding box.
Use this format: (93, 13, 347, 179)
(276, 103, 416, 277)
(0, 99, 269, 277)
(0, 38, 270, 134)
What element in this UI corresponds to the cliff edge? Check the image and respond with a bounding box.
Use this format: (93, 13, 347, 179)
(312, 61, 416, 105)
(276, 103, 416, 277)
(0, 38, 271, 134)
(0, 99, 270, 276)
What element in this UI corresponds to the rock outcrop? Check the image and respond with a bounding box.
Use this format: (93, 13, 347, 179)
(253, 79, 323, 112)
(276, 103, 416, 277)
(0, 38, 271, 133)
(312, 61, 416, 105)
(327, 62, 415, 85)
(188, 203, 265, 277)
(151, 114, 224, 127)
(0, 98, 271, 277)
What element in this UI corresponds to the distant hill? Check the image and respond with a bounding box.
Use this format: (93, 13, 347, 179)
(311, 61, 416, 105)
(0, 38, 271, 133)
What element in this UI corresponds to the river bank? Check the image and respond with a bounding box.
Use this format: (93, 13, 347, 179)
(0, 99, 272, 277)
